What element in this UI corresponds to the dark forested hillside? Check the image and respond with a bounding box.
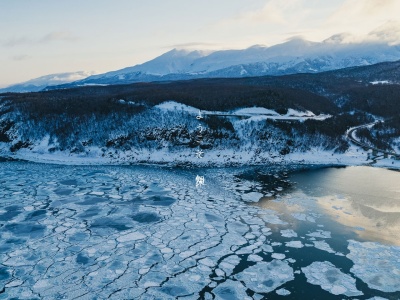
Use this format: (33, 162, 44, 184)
(2, 78, 338, 117)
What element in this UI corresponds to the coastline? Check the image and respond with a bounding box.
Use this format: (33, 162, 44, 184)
(1, 144, 399, 170)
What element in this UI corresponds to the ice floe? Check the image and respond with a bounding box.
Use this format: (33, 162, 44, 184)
(306, 230, 331, 239)
(285, 241, 304, 248)
(276, 288, 291, 296)
(280, 229, 298, 238)
(313, 240, 336, 254)
(347, 240, 400, 293)
(234, 260, 294, 293)
(271, 253, 286, 260)
(212, 279, 250, 300)
(302, 261, 363, 296)
(291, 212, 316, 222)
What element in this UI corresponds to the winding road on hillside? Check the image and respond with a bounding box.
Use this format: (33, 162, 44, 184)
(346, 120, 400, 158)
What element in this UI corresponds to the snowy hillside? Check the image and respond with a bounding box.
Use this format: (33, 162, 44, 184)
(1, 62, 399, 167)
(0, 99, 354, 165)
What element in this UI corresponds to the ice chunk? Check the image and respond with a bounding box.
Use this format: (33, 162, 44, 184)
(248, 254, 263, 262)
(271, 253, 285, 260)
(285, 241, 303, 248)
(199, 258, 215, 267)
(179, 250, 196, 259)
(276, 288, 291, 296)
(5, 279, 23, 287)
(313, 241, 336, 254)
(302, 261, 363, 296)
(280, 229, 298, 238)
(90, 191, 104, 196)
(219, 255, 241, 276)
(291, 213, 315, 223)
(241, 192, 263, 203)
(261, 244, 273, 253)
(212, 279, 249, 300)
(116, 232, 146, 242)
(234, 260, 294, 293)
(347, 240, 400, 293)
(260, 210, 287, 225)
(306, 230, 331, 239)
(33, 279, 51, 290)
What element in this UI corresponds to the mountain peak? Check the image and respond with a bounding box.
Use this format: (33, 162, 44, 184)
(323, 33, 354, 44)
(247, 44, 267, 49)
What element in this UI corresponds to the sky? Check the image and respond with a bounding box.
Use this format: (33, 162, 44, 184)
(1, 0, 400, 87)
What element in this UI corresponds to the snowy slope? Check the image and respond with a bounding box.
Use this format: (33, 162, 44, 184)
(59, 35, 400, 88)
(77, 49, 209, 84)
(0, 71, 95, 93)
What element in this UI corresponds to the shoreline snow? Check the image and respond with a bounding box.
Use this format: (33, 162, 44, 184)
(1, 145, 399, 171)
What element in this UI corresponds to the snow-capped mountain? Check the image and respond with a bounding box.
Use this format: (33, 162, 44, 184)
(56, 36, 400, 88)
(0, 71, 95, 93)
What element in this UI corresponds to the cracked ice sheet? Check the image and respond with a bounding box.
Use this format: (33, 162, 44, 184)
(302, 261, 363, 297)
(234, 260, 294, 293)
(0, 163, 279, 299)
(347, 240, 400, 293)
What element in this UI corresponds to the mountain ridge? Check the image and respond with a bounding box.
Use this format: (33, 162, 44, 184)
(55, 37, 400, 89)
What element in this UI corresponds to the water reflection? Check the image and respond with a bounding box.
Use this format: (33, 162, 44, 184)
(275, 166, 400, 245)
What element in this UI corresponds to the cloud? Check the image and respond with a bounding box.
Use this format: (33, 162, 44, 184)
(219, 0, 304, 26)
(3, 37, 31, 47)
(204, 0, 330, 48)
(367, 21, 400, 45)
(11, 54, 31, 61)
(204, 0, 400, 48)
(40, 31, 78, 43)
(165, 42, 220, 49)
(2, 31, 78, 47)
(361, 0, 396, 14)
(324, 0, 400, 36)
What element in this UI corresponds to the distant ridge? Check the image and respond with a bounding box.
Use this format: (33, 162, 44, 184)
(51, 37, 400, 90)
(0, 71, 95, 93)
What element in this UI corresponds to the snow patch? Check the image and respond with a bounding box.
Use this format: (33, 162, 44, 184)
(370, 80, 391, 85)
(153, 101, 199, 113)
(233, 107, 280, 116)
